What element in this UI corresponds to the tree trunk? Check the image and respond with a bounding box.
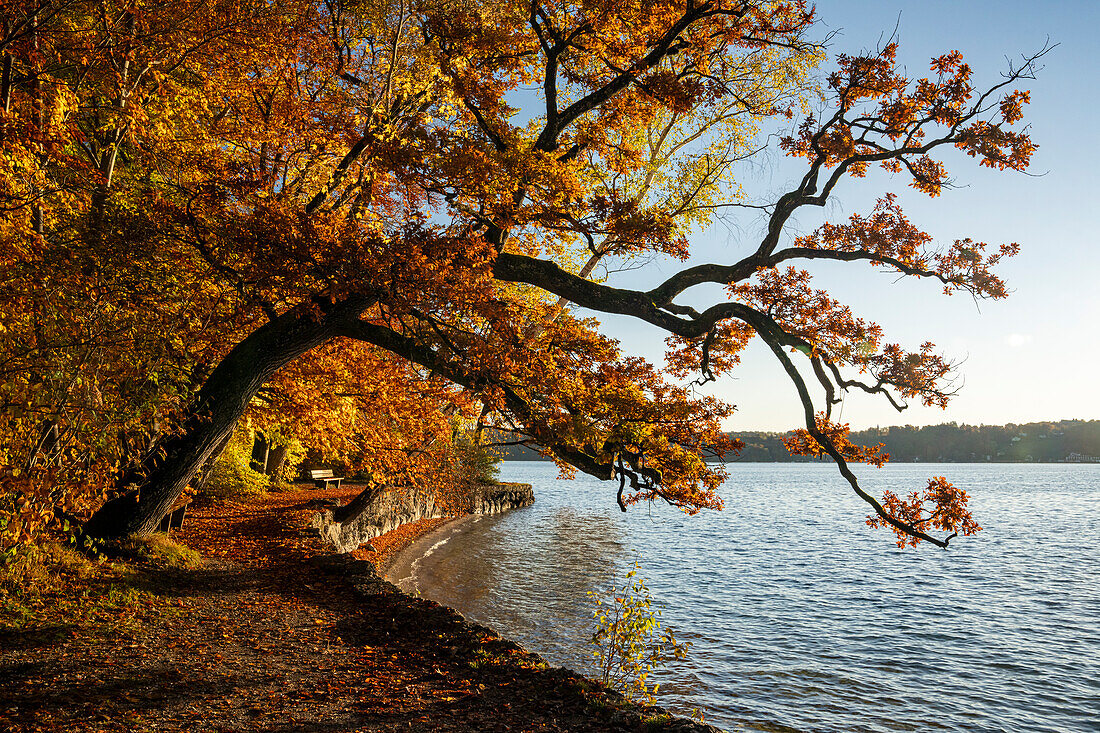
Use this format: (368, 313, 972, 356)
(1, 54, 13, 113)
(193, 430, 235, 495)
(250, 433, 270, 473)
(82, 296, 373, 540)
(266, 444, 288, 481)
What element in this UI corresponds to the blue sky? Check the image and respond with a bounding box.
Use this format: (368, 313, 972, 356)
(588, 1, 1100, 431)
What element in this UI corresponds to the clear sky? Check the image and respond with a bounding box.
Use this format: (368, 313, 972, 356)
(586, 1, 1100, 432)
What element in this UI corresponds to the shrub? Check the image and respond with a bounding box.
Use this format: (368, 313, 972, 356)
(453, 430, 500, 485)
(202, 429, 269, 500)
(433, 421, 504, 514)
(588, 562, 691, 704)
(0, 467, 109, 565)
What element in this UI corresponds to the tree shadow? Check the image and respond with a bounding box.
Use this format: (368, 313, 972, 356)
(0, 625, 75, 651)
(0, 663, 248, 724)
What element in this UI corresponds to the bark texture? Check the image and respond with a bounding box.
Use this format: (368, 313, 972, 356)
(82, 296, 372, 539)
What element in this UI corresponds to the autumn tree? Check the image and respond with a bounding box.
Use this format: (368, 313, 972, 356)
(0, 0, 1040, 551)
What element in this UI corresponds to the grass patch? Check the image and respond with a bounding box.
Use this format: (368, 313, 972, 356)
(0, 541, 181, 639)
(642, 712, 675, 729)
(117, 533, 203, 570)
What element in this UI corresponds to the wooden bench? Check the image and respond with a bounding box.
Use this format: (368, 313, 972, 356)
(158, 495, 192, 534)
(308, 468, 343, 490)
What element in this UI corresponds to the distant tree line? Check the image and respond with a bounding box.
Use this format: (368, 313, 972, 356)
(496, 420, 1100, 463)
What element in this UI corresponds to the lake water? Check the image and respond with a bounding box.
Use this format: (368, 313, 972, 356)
(393, 462, 1100, 732)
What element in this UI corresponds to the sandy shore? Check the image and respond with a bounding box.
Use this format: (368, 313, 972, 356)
(382, 513, 481, 590)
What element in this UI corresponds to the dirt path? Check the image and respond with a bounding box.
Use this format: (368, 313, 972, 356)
(1, 489, 715, 732)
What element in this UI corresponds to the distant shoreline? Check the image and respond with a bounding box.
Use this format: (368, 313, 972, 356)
(500, 457, 1100, 463)
(493, 419, 1100, 464)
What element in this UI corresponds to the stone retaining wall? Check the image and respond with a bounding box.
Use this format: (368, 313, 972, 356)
(309, 482, 533, 553)
(466, 482, 535, 516)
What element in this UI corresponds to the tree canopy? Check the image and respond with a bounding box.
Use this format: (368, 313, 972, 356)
(0, 0, 1042, 552)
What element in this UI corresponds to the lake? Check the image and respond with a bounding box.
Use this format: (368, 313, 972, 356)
(392, 462, 1100, 732)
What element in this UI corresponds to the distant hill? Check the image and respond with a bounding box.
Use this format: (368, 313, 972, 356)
(496, 420, 1100, 463)
(492, 440, 552, 461)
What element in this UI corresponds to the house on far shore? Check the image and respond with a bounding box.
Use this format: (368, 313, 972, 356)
(1063, 452, 1100, 463)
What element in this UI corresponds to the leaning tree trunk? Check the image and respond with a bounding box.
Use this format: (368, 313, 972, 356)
(82, 296, 373, 540)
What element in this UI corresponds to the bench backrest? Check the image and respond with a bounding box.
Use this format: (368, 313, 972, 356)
(309, 469, 335, 479)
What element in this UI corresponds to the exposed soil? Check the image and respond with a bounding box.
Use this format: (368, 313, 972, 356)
(0, 487, 716, 732)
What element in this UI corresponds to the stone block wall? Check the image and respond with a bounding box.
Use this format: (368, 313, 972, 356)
(310, 481, 533, 554)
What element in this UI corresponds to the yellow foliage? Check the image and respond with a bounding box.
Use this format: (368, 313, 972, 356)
(202, 430, 269, 501)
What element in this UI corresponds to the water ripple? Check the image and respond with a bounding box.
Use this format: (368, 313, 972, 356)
(400, 463, 1100, 733)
